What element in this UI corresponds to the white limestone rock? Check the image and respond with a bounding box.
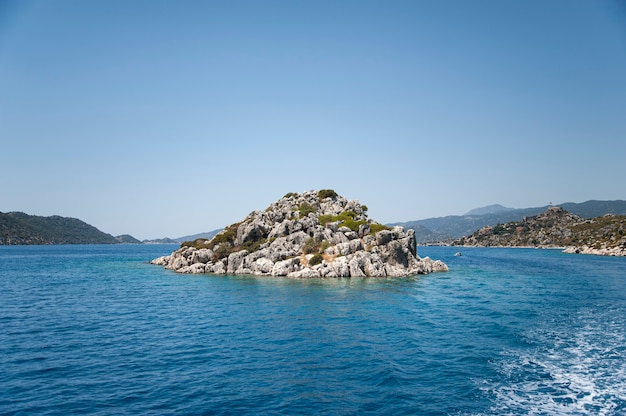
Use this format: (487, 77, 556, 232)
(152, 190, 448, 278)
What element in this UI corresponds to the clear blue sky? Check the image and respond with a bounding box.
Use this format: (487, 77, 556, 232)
(1, 0, 625, 240)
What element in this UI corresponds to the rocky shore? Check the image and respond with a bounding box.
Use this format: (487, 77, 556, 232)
(562, 245, 626, 256)
(152, 190, 448, 277)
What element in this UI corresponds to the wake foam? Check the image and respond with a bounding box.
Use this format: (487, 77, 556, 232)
(484, 308, 626, 415)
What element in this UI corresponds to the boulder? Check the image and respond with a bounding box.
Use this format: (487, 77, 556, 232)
(227, 250, 248, 274)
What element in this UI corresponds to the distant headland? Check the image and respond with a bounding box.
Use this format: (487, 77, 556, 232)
(0, 212, 175, 245)
(0, 212, 119, 245)
(152, 190, 448, 277)
(451, 206, 626, 256)
(392, 200, 626, 244)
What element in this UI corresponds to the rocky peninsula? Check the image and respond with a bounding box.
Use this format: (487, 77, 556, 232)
(452, 206, 626, 256)
(152, 190, 448, 277)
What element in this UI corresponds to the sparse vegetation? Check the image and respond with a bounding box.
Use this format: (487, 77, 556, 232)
(241, 239, 263, 253)
(283, 192, 298, 199)
(206, 223, 239, 249)
(181, 238, 212, 249)
(369, 223, 392, 234)
(302, 237, 320, 254)
(454, 207, 626, 252)
(317, 189, 338, 200)
(302, 237, 332, 255)
(319, 210, 357, 226)
(340, 218, 367, 232)
(309, 253, 324, 266)
(185, 220, 270, 262)
(212, 244, 231, 261)
(298, 203, 316, 218)
(318, 210, 389, 235)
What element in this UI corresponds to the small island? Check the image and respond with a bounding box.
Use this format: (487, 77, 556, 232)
(152, 190, 448, 277)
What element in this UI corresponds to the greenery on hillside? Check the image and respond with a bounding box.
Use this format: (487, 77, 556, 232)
(566, 215, 626, 249)
(0, 212, 118, 245)
(318, 211, 391, 234)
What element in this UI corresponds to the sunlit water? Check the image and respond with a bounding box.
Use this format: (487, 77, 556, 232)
(1, 245, 624, 415)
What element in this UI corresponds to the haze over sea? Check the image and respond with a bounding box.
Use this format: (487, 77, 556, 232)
(1, 244, 625, 415)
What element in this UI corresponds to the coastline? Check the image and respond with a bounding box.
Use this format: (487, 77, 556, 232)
(446, 244, 625, 257)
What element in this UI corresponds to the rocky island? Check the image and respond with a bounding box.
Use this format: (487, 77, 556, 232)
(152, 190, 448, 277)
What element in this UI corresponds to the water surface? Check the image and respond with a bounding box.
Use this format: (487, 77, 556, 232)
(1, 245, 624, 415)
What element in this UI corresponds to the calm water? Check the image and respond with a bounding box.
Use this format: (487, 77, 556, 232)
(1, 245, 624, 415)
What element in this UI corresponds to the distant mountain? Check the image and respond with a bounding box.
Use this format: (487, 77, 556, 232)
(115, 234, 180, 244)
(0, 212, 118, 245)
(116, 234, 141, 244)
(400, 223, 451, 244)
(464, 204, 515, 216)
(390, 207, 547, 243)
(116, 234, 181, 244)
(392, 200, 626, 243)
(175, 229, 222, 243)
(560, 200, 626, 219)
(142, 237, 179, 244)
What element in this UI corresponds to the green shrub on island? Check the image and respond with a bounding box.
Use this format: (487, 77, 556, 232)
(180, 221, 266, 262)
(369, 223, 392, 234)
(181, 238, 212, 249)
(302, 237, 320, 254)
(241, 239, 263, 253)
(298, 202, 316, 218)
(319, 210, 357, 226)
(302, 237, 331, 255)
(340, 219, 367, 232)
(206, 223, 239, 249)
(283, 192, 298, 199)
(317, 189, 338, 200)
(318, 210, 391, 235)
(212, 244, 231, 262)
(309, 253, 324, 266)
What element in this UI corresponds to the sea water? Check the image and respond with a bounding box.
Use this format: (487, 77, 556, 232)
(0, 244, 624, 415)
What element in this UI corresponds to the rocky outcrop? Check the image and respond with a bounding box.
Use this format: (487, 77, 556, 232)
(152, 190, 448, 277)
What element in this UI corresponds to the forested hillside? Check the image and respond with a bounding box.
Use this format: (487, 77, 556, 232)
(0, 212, 118, 245)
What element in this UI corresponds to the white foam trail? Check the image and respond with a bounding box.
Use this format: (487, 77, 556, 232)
(484, 309, 626, 415)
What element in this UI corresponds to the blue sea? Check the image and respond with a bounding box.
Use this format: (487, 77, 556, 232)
(1, 245, 624, 415)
